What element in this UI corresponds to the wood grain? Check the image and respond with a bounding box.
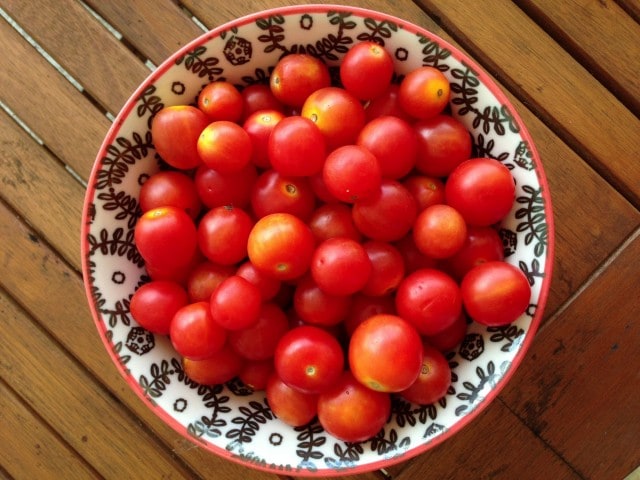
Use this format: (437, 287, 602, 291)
(499, 230, 640, 479)
(2, 0, 151, 114)
(514, 0, 640, 116)
(0, 378, 99, 479)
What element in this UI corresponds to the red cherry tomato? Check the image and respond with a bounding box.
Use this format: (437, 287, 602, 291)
(461, 261, 531, 326)
(445, 158, 516, 226)
(398, 66, 450, 120)
(182, 344, 244, 385)
(322, 145, 382, 203)
(424, 311, 469, 352)
(228, 302, 290, 361)
(274, 325, 345, 394)
(361, 241, 405, 297)
(266, 373, 318, 427)
(151, 105, 209, 169)
(310, 237, 372, 296)
(270, 54, 331, 108)
(343, 293, 396, 337)
(185, 261, 235, 303)
(250, 170, 316, 221)
(441, 225, 505, 281)
(412, 204, 468, 259)
(403, 174, 446, 212)
(242, 109, 285, 169)
(197, 205, 253, 265)
(349, 314, 423, 392)
(395, 268, 462, 336)
(365, 84, 412, 122)
(238, 359, 275, 391)
(414, 114, 472, 177)
(236, 260, 282, 301)
(197, 120, 253, 174)
(197, 80, 244, 123)
(134, 206, 197, 271)
(247, 213, 315, 281)
(339, 41, 394, 100)
(129, 280, 189, 335)
(293, 275, 352, 327)
(307, 202, 362, 244)
(209, 275, 262, 330)
(194, 163, 258, 210)
(268, 115, 327, 177)
(240, 83, 285, 119)
(399, 342, 451, 405)
(139, 170, 202, 220)
(317, 371, 391, 443)
(170, 301, 227, 360)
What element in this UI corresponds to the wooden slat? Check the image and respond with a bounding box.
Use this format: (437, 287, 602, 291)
(0, 378, 99, 479)
(391, 400, 580, 480)
(2, 0, 151, 114)
(415, 0, 640, 207)
(0, 287, 196, 478)
(0, 201, 280, 480)
(514, 0, 640, 116)
(500, 230, 640, 479)
(83, 0, 206, 67)
(617, 0, 640, 22)
(0, 16, 110, 180)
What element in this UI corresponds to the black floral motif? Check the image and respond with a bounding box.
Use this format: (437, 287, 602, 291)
(226, 399, 274, 445)
(186, 383, 232, 440)
(515, 184, 548, 258)
(417, 34, 451, 71)
(423, 422, 446, 439)
(500, 228, 518, 257)
(357, 17, 400, 45)
(455, 361, 498, 416)
(473, 132, 511, 162)
(224, 36, 252, 65)
(95, 131, 153, 190)
(136, 85, 163, 127)
(514, 141, 534, 170)
(176, 45, 225, 83)
(96, 188, 139, 230)
(86, 227, 143, 269)
(226, 377, 254, 396)
(519, 257, 545, 287)
(295, 421, 326, 464)
(370, 428, 411, 456)
(139, 358, 175, 400)
(324, 441, 363, 469)
(488, 324, 526, 352)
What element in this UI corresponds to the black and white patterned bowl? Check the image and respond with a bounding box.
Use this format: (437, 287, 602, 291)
(81, 4, 554, 476)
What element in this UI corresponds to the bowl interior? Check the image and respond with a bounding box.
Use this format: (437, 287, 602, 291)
(81, 4, 553, 476)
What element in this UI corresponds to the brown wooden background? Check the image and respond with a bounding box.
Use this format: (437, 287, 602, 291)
(0, 0, 638, 479)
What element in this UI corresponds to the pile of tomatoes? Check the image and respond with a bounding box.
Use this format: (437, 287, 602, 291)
(130, 41, 531, 443)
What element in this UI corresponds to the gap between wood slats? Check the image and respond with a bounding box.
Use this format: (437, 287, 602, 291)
(615, 0, 640, 22)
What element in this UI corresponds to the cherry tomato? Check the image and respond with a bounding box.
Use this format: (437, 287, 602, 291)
(247, 213, 315, 281)
(197, 205, 253, 265)
(308, 172, 340, 204)
(440, 225, 505, 281)
(197, 120, 253, 174)
(322, 145, 382, 203)
(238, 359, 275, 391)
(185, 260, 235, 303)
(129, 280, 189, 335)
(194, 163, 258, 210)
(395, 268, 462, 336)
(424, 311, 469, 352)
(182, 344, 244, 385)
(403, 174, 446, 212)
(398, 66, 450, 120)
(270, 54, 331, 108)
(461, 261, 531, 326)
(352, 179, 417, 242)
(266, 373, 318, 427)
(394, 233, 438, 274)
(274, 325, 344, 394)
(317, 371, 391, 443)
(293, 275, 352, 327)
(445, 158, 516, 226)
(170, 301, 227, 360)
(301, 86, 366, 150)
(365, 84, 412, 122)
(412, 204, 468, 259)
(268, 115, 327, 177)
(414, 114, 472, 177)
(399, 342, 451, 405)
(242, 109, 285, 169)
(134, 206, 197, 271)
(307, 202, 362, 244)
(339, 41, 394, 100)
(228, 302, 290, 360)
(357, 115, 417, 179)
(151, 105, 209, 169)
(361, 241, 405, 297)
(310, 237, 372, 296)
(139, 170, 202, 220)
(210, 275, 262, 330)
(343, 293, 396, 337)
(236, 260, 282, 301)
(241, 83, 285, 118)
(349, 314, 423, 392)
(250, 170, 316, 221)
(197, 80, 244, 123)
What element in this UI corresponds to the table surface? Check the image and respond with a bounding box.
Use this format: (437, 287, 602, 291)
(1, 0, 639, 479)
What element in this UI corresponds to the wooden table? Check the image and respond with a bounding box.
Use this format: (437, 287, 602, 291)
(1, 0, 638, 479)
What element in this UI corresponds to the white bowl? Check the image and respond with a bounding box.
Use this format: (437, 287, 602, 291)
(81, 4, 554, 476)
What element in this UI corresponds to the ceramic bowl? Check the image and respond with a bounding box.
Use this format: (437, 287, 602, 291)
(81, 4, 554, 476)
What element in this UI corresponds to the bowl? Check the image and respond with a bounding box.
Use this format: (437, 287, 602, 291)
(81, 4, 554, 476)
